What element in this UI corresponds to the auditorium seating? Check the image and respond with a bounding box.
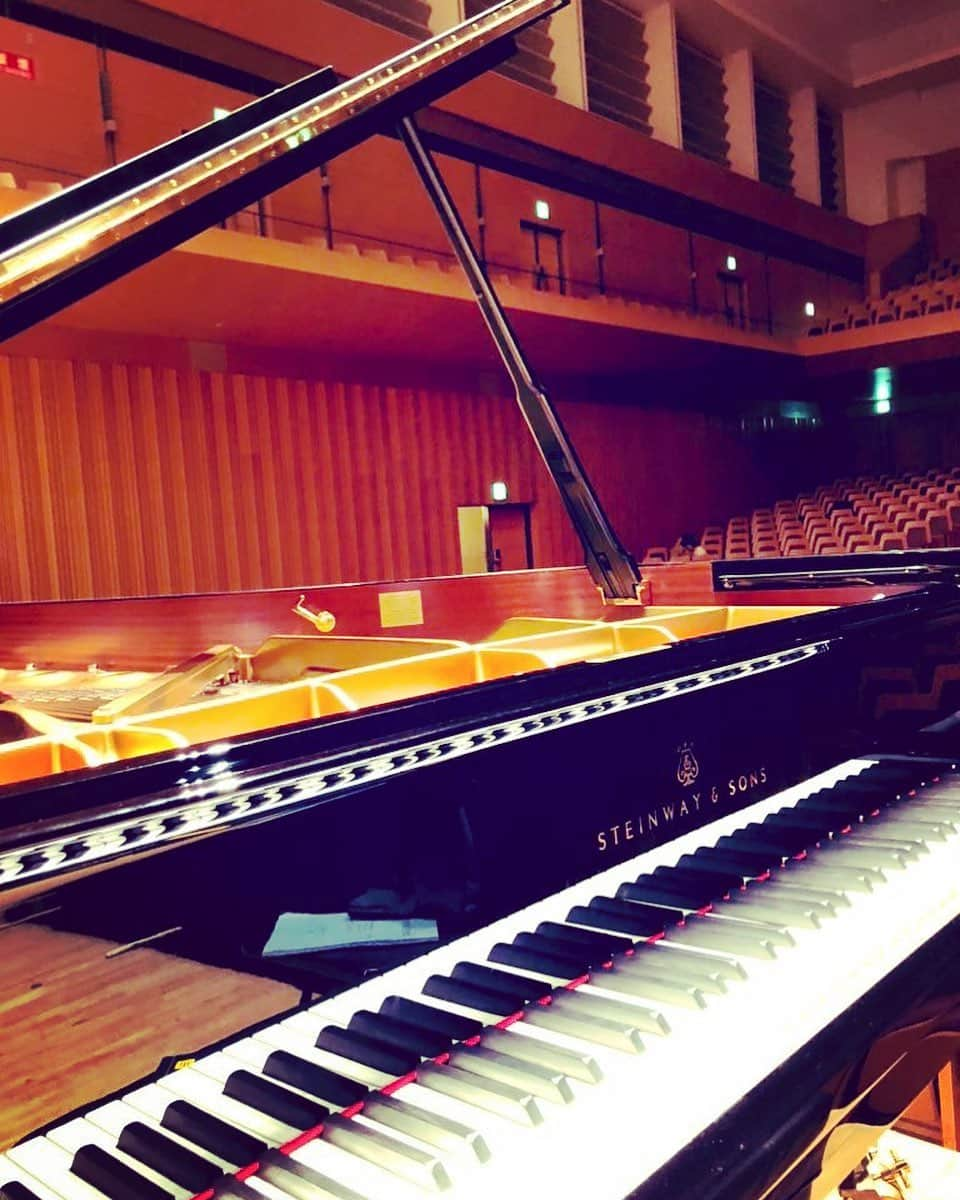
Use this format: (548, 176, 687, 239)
(642, 466, 960, 562)
(809, 257, 960, 336)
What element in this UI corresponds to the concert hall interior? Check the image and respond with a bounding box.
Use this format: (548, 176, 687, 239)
(5, 1, 960, 1198)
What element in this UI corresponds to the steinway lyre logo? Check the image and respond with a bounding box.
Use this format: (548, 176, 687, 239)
(676, 741, 699, 787)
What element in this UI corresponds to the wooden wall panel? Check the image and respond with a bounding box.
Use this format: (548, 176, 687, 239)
(0, 350, 816, 603)
(0, 353, 587, 601)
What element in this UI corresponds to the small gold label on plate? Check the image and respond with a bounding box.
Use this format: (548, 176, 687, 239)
(378, 589, 424, 628)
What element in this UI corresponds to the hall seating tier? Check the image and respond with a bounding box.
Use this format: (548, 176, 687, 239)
(641, 467, 960, 562)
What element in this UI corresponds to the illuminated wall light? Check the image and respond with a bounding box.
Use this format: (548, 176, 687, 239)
(873, 366, 893, 403)
(534, 199, 550, 221)
(490, 481, 508, 502)
(725, 254, 737, 272)
(873, 397, 892, 415)
(804, 301, 816, 317)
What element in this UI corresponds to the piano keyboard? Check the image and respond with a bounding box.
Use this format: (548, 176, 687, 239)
(5, 756, 960, 1200)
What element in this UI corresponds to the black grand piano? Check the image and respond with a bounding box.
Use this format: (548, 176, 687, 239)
(1, 3, 960, 1197)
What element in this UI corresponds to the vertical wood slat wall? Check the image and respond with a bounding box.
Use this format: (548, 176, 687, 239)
(0, 355, 582, 602)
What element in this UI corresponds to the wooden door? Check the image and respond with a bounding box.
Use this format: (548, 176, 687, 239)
(488, 504, 532, 570)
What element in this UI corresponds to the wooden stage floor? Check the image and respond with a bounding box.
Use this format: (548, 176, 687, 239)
(0, 924, 298, 1149)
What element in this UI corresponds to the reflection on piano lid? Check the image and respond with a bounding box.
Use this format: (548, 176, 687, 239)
(4, 755, 960, 1200)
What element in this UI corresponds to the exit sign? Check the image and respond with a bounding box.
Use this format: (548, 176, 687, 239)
(0, 51, 35, 80)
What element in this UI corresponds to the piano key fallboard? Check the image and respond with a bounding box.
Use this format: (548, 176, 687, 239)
(4, 756, 960, 1200)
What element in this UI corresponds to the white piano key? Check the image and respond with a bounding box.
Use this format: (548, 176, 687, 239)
(27, 757, 960, 1200)
(321, 1114, 452, 1192)
(254, 1154, 369, 1200)
(5, 1143, 108, 1200)
(416, 1063, 543, 1126)
(0, 1155, 102, 1200)
(289, 1137, 427, 1199)
(479, 1027, 602, 1084)
(361, 1094, 491, 1162)
(447, 1045, 574, 1104)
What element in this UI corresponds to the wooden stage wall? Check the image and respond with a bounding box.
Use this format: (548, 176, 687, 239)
(0, 352, 781, 603)
(0, 354, 585, 602)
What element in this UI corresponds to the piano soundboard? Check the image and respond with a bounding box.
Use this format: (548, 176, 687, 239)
(3, 756, 959, 1200)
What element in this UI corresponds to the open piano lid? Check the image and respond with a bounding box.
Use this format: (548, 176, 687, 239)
(0, 0, 564, 339)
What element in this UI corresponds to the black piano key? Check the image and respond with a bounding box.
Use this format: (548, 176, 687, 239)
(1, 1182, 43, 1200)
(654, 864, 742, 896)
(513, 931, 595, 971)
(683, 847, 775, 877)
(422, 975, 520, 1017)
(567, 903, 663, 938)
(859, 763, 917, 783)
(616, 878, 707, 911)
(315, 1026, 418, 1076)
(117, 1122, 222, 1193)
(452, 962, 547, 1004)
(223, 1069, 328, 1129)
(263, 1049, 367, 1106)
(764, 809, 835, 833)
(636, 869, 720, 906)
(588, 896, 679, 932)
(349, 1010, 452, 1058)
(380, 996, 482, 1041)
(488, 940, 586, 979)
(72, 1145, 173, 1200)
(160, 1100, 266, 1167)
(734, 822, 815, 856)
(535, 921, 633, 957)
(718, 828, 804, 858)
(835, 776, 903, 797)
(792, 796, 873, 825)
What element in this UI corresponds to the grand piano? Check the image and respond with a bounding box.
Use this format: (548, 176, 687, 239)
(1, 2, 960, 1197)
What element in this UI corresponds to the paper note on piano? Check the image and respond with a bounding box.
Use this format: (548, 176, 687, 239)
(262, 911, 439, 956)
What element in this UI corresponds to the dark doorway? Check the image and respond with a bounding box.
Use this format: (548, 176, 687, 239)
(520, 219, 566, 294)
(717, 267, 748, 329)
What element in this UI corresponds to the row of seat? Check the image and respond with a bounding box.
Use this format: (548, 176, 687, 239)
(809, 256, 960, 336)
(642, 466, 960, 562)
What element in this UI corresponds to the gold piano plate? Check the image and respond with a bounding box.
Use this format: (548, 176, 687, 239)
(0, 604, 828, 791)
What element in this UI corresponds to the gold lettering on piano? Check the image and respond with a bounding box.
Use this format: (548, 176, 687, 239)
(594, 749, 768, 853)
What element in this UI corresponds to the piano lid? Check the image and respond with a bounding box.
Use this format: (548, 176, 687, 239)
(0, 0, 565, 341)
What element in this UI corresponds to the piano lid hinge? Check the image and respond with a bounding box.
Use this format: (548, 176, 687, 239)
(598, 578, 648, 607)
